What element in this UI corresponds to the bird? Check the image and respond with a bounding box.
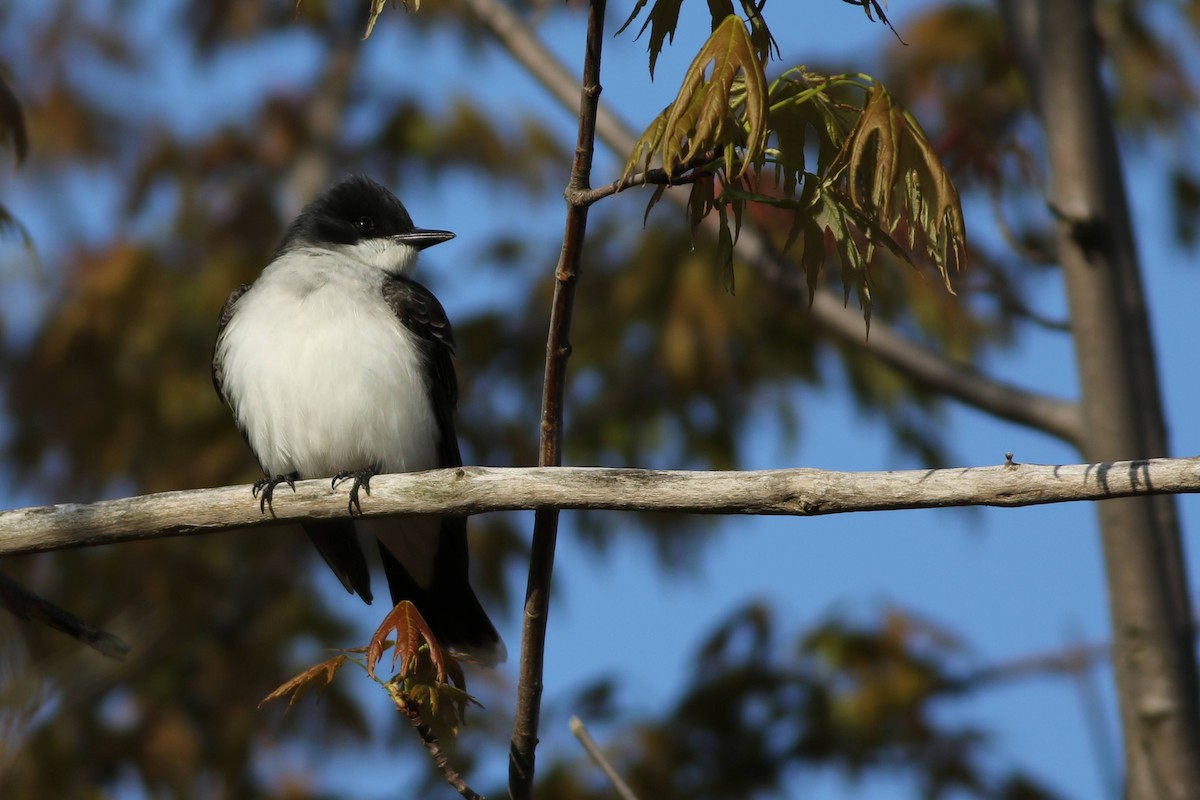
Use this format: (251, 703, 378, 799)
(212, 174, 504, 667)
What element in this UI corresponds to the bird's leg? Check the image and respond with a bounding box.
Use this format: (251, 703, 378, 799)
(332, 464, 381, 516)
(252, 472, 298, 517)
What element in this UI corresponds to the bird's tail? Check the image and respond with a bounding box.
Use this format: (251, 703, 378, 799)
(372, 515, 506, 667)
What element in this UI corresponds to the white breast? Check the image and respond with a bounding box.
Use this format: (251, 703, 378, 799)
(216, 250, 440, 479)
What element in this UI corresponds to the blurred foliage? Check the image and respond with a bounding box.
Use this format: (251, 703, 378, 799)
(530, 604, 1064, 800)
(0, 73, 31, 250)
(0, 0, 1196, 797)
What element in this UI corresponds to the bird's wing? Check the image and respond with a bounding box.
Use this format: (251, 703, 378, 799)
(378, 277, 503, 663)
(382, 276, 461, 468)
(211, 283, 252, 407)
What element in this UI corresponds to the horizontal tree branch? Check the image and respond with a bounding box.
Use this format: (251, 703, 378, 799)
(2, 456, 1198, 556)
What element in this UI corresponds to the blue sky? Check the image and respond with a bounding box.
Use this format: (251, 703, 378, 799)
(4, 1, 1199, 798)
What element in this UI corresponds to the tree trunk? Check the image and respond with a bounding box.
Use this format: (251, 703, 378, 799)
(1002, 0, 1200, 796)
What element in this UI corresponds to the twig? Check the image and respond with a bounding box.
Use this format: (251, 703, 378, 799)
(5, 458, 1200, 557)
(569, 716, 641, 800)
(0, 570, 129, 659)
(572, 150, 719, 207)
(1060, 624, 1123, 800)
(390, 686, 484, 800)
(509, 1, 608, 798)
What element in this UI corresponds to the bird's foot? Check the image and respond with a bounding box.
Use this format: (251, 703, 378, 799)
(252, 472, 298, 517)
(332, 465, 380, 516)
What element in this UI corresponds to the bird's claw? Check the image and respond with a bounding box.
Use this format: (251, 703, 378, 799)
(252, 472, 297, 517)
(332, 466, 379, 516)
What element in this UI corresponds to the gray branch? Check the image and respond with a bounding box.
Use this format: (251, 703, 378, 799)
(4, 456, 1199, 557)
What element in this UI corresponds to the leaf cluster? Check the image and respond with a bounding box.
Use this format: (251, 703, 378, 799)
(262, 599, 481, 737)
(622, 10, 966, 324)
(619, 0, 777, 78)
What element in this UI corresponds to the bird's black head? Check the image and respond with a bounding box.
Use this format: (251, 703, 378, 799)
(277, 175, 454, 271)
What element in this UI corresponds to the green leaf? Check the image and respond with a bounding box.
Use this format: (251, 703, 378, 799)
(717, 202, 735, 293)
(739, 0, 780, 64)
(643, 183, 669, 226)
(624, 15, 769, 182)
(617, 0, 686, 79)
(842, 84, 902, 219)
(841, 0, 905, 42)
(620, 0, 777, 78)
(627, 61, 965, 326)
(687, 176, 716, 233)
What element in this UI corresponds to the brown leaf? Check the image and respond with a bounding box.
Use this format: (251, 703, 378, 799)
(259, 654, 348, 712)
(366, 600, 448, 683)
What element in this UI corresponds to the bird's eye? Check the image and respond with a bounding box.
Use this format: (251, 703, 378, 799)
(355, 216, 375, 233)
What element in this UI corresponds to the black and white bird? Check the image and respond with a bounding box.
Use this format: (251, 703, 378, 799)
(212, 175, 504, 666)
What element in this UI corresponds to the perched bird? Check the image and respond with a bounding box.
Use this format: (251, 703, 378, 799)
(212, 175, 504, 666)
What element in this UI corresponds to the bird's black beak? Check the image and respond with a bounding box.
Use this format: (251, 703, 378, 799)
(393, 229, 455, 251)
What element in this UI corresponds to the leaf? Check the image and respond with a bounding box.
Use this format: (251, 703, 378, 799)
(738, 0, 780, 64)
(717, 202, 735, 293)
(686, 176, 717, 241)
(620, 0, 777, 78)
(396, 662, 480, 734)
(841, 0, 905, 43)
(841, 90, 968, 290)
(842, 84, 902, 219)
(707, 0, 736, 27)
(642, 183, 668, 225)
(805, 77, 965, 315)
(259, 654, 348, 712)
(366, 600, 448, 683)
(376, 620, 478, 734)
(628, 63, 966, 327)
(624, 15, 769, 182)
(617, 0, 686, 78)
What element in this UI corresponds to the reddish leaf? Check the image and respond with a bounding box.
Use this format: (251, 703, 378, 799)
(366, 600, 449, 683)
(259, 654, 348, 712)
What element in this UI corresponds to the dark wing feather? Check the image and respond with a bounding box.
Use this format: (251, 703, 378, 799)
(382, 276, 461, 467)
(305, 522, 373, 603)
(379, 276, 502, 661)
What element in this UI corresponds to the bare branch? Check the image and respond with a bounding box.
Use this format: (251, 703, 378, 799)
(570, 715, 642, 800)
(573, 150, 717, 207)
(4, 457, 1200, 557)
(0, 571, 129, 660)
(389, 686, 484, 800)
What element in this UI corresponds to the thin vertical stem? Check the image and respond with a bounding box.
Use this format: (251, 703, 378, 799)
(507, 1, 608, 798)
